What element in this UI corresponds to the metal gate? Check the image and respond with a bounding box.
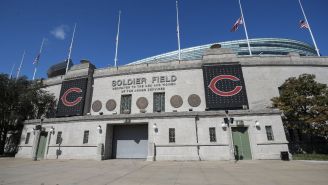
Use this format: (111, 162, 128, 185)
(232, 127, 252, 160)
(37, 132, 48, 159)
(112, 124, 148, 159)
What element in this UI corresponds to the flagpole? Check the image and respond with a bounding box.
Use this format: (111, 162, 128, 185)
(176, 0, 181, 61)
(238, 0, 252, 56)
(16, 50, 26, 80)
(298, 0, 320, 56)
(32, 38, 45, 80)
(9, 63, 16, 79)
(66, 23, 77, 74)
(32, 66, 37, 81)
(114, 10, 121, 67)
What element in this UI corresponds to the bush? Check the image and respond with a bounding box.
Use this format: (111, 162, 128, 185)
(293, 153, 328, 161)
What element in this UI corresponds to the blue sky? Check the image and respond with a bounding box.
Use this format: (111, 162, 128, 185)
(0, 0, 327, 79)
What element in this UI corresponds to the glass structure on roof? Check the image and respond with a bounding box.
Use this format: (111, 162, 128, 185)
(127, 38, 317, 65)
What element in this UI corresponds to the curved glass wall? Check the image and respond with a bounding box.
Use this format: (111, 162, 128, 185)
(127, 38, 317, 65)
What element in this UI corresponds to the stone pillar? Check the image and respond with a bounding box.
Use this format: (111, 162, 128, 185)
(96, 143, 104, 161)
(147, 124, 156, 161)
(96, 125, 104, 161)
(147, 142, 155, 161)
(104, 125, 115, 160)
(228, 127, 235, 160)
(32, 130, 41, 161)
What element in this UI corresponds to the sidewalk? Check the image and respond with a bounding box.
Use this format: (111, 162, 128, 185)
(0, 158, 327, 185)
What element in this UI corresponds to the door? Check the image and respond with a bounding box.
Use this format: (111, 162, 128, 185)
(112, 124, 148, 159)
(232, 127, 252, 160)
(37, 132, 48, 159)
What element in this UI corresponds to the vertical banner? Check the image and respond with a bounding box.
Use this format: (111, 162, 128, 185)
(202, 64, 248, 110)
(56, 78, 88, 117)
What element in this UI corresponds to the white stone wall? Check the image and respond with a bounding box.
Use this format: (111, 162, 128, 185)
(148, 114, 287, 160)
(18, 53, 328, 161)
(43, 61, 328, 115)
(16, 125, 35, 158)
(16, 121, 108, 160)
(243, 66, 328, 110)
(16, 113, 288, 160)
(44, 84, 61, 102)
(197, 117, 231, 160)
(46, 121, 105, 159)
(233, 114, 289, 160)
(91, 69, 206, 115)
(15, 146, 33, 158)
(90, 65, 328, 115)
(149, 118, 199, 160)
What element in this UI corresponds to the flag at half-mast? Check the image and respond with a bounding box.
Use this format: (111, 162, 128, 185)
(299, 20, 309, 29)
(33, 53, 41, 65)
(33, 38, 45, 65)
(231, 16, 243, 32)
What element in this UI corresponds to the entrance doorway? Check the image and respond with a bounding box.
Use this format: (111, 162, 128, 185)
(36, 132, 48, 159)
(112, 124, 148, 159)
(232, 127, 252, 160)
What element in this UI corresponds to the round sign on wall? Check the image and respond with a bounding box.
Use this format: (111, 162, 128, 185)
(106, 99, 117, 111)
(170, 95, 183, 108)
(92, 100, 102, 112)
(188, 94, 201, 107)
(136, 97, 149, 109)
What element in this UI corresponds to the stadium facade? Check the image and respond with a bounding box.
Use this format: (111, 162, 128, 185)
(16, 38, 328, 161)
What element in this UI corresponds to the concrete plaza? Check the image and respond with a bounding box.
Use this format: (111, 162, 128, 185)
(0, 158, 328, 185)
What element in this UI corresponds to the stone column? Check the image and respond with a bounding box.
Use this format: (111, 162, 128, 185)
(31, 130, 40, 161)
(146, 142, 155, 161)
(96, 125, 104, 161)
(147, 124, 156, 161)
(96, 143, 104, 161)
(228, 126, 235, 160)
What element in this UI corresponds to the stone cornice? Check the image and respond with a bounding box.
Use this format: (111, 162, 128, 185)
(93, 55, 328, 79)
(25, 109, 282, 124)
(43, 50, 328, 84)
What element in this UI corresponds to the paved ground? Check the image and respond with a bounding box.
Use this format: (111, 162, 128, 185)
(0, 158, 328, 185)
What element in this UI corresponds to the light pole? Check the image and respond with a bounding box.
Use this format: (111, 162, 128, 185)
(152, 123, 158, 161)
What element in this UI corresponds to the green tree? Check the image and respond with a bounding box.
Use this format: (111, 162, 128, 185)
(0, 74, 55, 155)
(271, 74, 328, 149)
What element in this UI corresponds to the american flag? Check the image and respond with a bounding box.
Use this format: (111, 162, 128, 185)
(33, 53, 41, 65)
(300, 20, 309, 29)
(231, 17, 243, 32)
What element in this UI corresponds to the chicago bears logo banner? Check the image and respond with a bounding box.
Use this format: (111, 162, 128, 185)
(56, 78, 88, 117)
(202, 64, 248, 110)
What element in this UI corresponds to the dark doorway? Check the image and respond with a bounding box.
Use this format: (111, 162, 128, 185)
(112, 124, 148, 159)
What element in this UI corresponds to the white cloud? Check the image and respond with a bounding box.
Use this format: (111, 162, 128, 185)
(50, 25, 69, 40)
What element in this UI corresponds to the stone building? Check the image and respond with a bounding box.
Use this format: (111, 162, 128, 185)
(15, 38, 328, 161)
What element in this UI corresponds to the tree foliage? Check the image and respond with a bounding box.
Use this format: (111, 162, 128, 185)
(0, 74, 55, 155)
(271, 74, 328, 137)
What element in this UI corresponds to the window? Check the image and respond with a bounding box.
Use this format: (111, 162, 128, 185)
(120, 94, 132, 114)
(56, 131, 62, 144)
(209, 127, 216, 142)
(83, 130, 89, 144)
(25, 133, 30, 144)
(169, 128, 175, 143)
(265, 126, 274, 141)
(153, 92, 165, 112)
